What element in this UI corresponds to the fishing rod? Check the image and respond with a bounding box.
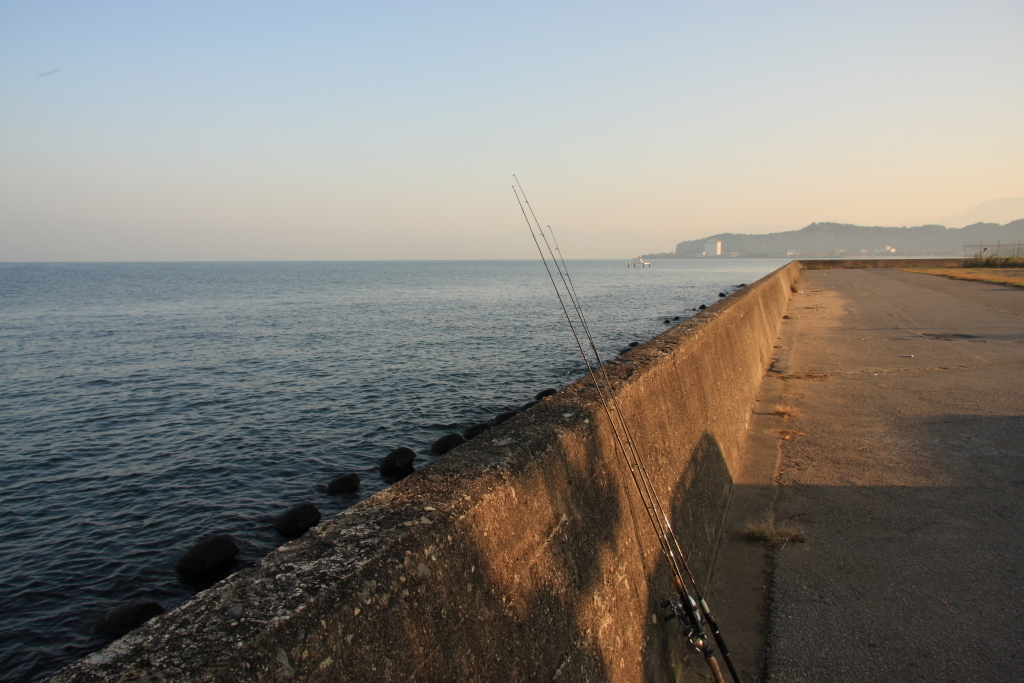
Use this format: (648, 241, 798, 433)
(538, 217, 741, 683)
(512, 178, 740, 683)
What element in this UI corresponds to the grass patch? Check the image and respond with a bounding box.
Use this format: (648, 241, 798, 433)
(781, 373, 828, 380)
(902, 268, 1024, 288)
(773, 404, 799, 417)
(963, 255, 1024, 268)
(802, 262, 869, 269)
(743, 515, 806, 545)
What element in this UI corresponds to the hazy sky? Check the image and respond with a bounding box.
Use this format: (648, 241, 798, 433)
(2, 1, 1022, 260)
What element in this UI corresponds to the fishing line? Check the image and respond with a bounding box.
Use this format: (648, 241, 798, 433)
(524, 196, 728, 619)
(512, 179, 740, 683)
(515, 189, 685, 593)
(514, 181, 658, 594)
(511, 178, 679, 565)
(513, 186, 677, 576)
(512, 179, 666, 540)
(513, 176, 690, 574)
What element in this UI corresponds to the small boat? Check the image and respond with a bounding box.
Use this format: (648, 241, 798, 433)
(627, 255, 651, 268)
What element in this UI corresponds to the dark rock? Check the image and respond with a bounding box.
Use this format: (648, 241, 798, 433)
(699, 304, 707, 310)
(431, 433, 466, 455)
(94, 600, 164, 638)
(464, 423, 491, 440)
(628, 341, 640, 347)
(380, 447, 416, 475)
(387, 467, 415, 482)
(176, 535, 239, 578)
(738, 283, 747, 287)
(718, 292, 726, 297)
(494, 411, 518, 425)
(673, 316, 680, 320)
(325, 473, 360, 494)
(521, 400, 539, 411)
(663, 319, 670, 324)
(274, 503, 321, 538)
(534, 388, 557, 400)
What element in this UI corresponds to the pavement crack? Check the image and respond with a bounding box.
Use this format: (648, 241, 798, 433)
(818, 362, 1024, 377)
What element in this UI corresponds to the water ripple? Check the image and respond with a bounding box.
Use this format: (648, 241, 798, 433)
(0, 259, 776, 681)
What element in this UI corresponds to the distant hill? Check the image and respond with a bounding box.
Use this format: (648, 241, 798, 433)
(935, 197, 1024, 228)
(648, 219, 1024, 259)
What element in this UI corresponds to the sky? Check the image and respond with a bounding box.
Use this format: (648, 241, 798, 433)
(1, 1, 1022, 260)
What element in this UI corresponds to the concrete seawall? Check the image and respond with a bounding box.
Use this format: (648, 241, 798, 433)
(50, 261, 802, 683)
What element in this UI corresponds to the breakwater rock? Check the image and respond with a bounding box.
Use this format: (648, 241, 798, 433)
(379, 447, 416, 475)
(326, 473, 360, 494)
(93, 601, 165, 638)
(273, 503, 321, 538)
(176, 536, 239, 579)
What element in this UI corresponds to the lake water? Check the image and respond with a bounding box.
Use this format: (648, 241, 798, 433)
(0, 259, 780, 681)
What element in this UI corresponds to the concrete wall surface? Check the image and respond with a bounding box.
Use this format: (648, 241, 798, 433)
(48, 261, 801, 683)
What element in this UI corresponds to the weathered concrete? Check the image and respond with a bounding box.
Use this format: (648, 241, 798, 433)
(48, 262, 801, 683)
(764, 268, 1024, 681)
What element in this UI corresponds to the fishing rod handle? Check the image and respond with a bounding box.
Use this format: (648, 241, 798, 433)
(701, 604, 741, 683)
(707, 622, 741, 683)
(704, 652, 727, 683)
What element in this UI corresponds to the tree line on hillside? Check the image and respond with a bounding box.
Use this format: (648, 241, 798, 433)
(644, 219, 1024, 258)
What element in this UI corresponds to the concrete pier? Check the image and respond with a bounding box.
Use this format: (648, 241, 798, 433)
(744, 268, 1024, 681)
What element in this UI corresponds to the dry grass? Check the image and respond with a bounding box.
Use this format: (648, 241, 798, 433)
(902, 267, 1024, 288)
(743, 515, 806, 545)
(962, 255, 1024, 268)
(773, 404, 799, 417)
(781, 373, 828, 380)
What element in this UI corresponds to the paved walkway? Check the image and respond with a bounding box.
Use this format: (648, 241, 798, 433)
(752, 268, 1024, 682)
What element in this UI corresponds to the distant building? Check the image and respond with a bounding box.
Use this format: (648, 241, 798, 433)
(704, 239, 722, 257)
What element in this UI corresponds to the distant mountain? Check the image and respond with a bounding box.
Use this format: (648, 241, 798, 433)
(651, 219, 1024, 259)
(935, 198, 1024, 228)
(726, 223, 799, 234)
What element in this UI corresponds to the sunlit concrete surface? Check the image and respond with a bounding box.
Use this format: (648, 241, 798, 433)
(766, 268, 1024, 682)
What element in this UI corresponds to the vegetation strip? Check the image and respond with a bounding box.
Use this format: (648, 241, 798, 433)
(901, 268, 1024, 288)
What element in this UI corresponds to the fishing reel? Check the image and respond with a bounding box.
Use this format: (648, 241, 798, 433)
(661, 594, 706, 651)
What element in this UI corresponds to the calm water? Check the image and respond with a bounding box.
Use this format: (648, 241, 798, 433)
(0, 259, 778, 681)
